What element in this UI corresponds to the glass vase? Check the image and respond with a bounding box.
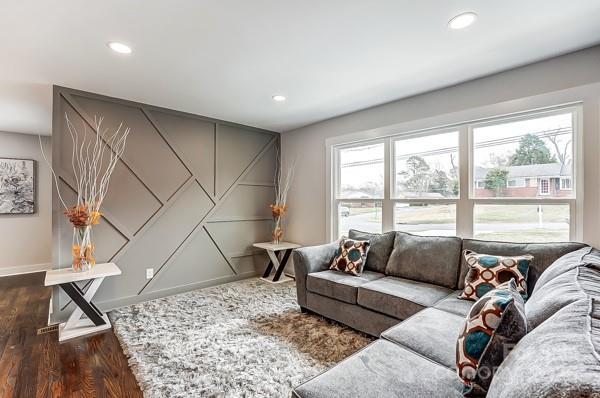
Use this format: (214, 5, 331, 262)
(72, 225, 95, 272)
(272, 216, 284, 244)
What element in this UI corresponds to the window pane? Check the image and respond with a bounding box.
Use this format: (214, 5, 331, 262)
(394, 203, 456, 236)
(338, 201, 382, 237)
(338, 143, 384, 199)
(394, 131, 459, 199)
(474, 204, 570, 242)
(473, 112, 574, 198)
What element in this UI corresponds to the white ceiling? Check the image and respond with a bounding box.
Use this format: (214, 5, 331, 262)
(2, 1, 600, 136)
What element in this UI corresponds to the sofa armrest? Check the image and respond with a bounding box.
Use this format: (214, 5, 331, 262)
(293, 241, 339, 308)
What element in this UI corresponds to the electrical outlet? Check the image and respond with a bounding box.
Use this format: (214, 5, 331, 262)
(146, 268, 154, 279)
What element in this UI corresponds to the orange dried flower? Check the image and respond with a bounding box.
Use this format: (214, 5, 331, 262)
(64, 205, 103, 228)
(90, 211, 103, 225)
(270, 204, 288, 218)
(65, 205, 89, 228)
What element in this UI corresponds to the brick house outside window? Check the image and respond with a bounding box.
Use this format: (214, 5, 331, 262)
(473, 162, 572, 198)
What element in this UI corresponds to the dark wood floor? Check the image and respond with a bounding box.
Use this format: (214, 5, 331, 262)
(0, 272, 142, 398)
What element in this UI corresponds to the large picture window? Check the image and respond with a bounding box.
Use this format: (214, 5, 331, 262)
(331, 105, 579, 242)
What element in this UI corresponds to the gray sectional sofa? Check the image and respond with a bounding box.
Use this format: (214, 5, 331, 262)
(292, 229, 600, 397)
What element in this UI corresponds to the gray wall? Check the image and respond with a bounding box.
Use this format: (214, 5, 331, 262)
(52, 86, 278, 319)
(0, 132, 52, 274)
(282, 45, 600, 249)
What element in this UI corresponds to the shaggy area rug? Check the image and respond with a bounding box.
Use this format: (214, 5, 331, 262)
(110, 278, 373, 397)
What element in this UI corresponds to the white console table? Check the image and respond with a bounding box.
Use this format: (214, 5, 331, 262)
(45, 263, 121, 342)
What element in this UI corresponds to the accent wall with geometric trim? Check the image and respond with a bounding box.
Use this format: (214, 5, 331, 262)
(51, 86, 278, 320)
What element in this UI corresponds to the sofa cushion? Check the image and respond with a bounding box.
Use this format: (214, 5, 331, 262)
(531, 246, 600, 293)
(457, 280, 527, 396)
(460, 251, 532, 301)
(306, 270, 385, 305)
(329, 238, 370, 276)
(348, 229, 395, 274)
(434, 290, 474, 317)
(458, 240, 587, 295)
(306, 291, 400, 337)
(292, 340, 464, 398)
(357, 276, 452, 320)
(386, 232, 462, 289)
(381, 308, 464, 369)
(526, 264, 600, 329)
(487, 298, 600, 398)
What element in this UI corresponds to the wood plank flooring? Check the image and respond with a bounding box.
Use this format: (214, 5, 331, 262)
(0, 272, 142, 398)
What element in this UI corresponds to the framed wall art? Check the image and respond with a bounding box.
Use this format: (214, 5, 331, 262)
(0, 158, 35, 214)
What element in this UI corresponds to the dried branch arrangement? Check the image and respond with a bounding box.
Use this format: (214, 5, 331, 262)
(270, 146, 296, 243)
(40, 113, 130, 270)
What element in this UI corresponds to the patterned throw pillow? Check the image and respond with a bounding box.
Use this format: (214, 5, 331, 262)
(456, 279, 527, 396)
(460, 250, 532, 301)
(329, 238, 370, 276)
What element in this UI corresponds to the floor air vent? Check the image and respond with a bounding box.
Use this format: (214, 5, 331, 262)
(37, 324, 59, 335)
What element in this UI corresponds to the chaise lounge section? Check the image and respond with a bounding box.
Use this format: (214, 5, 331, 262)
(292, 230, 600, 397)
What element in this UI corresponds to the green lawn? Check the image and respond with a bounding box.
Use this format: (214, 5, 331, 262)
(342, 204, 570, 242)
(395, 205, 455, 224)
(474, 229, 569, 242)
(347, 207, 382, 215)
(394, 204, 568, 224)
(475, 204, 568, 223)
(345, 203, 569, 226)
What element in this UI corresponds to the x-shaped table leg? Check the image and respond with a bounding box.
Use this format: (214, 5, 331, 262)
(57, 277, 111, 341)
(261, 248, 293, 282)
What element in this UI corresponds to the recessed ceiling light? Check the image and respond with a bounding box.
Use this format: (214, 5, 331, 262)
(448, 12, 477, 30)
(107, 41, 132, 54)
(272, 95, 286, 102)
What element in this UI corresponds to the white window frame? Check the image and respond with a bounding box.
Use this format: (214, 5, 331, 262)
(560, 177, 573, 190)
(330, 103, 581, 242)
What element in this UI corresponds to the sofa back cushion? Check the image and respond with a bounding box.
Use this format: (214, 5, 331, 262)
(531, 246, 600, 293)
(458, 240, 587, 295)
(486, 298, 600, 398)
(524, 245, 600, 330)
(526, 264, 600, 330)
(348, 229, 395, 274)
(386, 232, 462, 289)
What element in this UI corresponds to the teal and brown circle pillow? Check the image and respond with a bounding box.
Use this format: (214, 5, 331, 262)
(456, 279, 527, 396)
(460, 250, 533, 301)
(329, 238, 370, 276)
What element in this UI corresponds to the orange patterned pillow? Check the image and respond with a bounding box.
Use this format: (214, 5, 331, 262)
(460, 250, 533, 301)
(329, 238, 370, 276)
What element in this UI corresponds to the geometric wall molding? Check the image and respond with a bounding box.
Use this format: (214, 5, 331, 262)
(52, 86, 278, 320)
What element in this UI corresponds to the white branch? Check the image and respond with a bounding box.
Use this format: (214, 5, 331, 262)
(53, 114, 130, 215)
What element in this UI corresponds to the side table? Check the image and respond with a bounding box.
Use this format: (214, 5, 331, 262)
(44, 262, 121, 342)
(253, 242, 301, 283)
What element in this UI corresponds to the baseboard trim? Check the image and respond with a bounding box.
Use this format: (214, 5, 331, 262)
(0, 263, 52, 277)
(92, 271, 262, 313)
